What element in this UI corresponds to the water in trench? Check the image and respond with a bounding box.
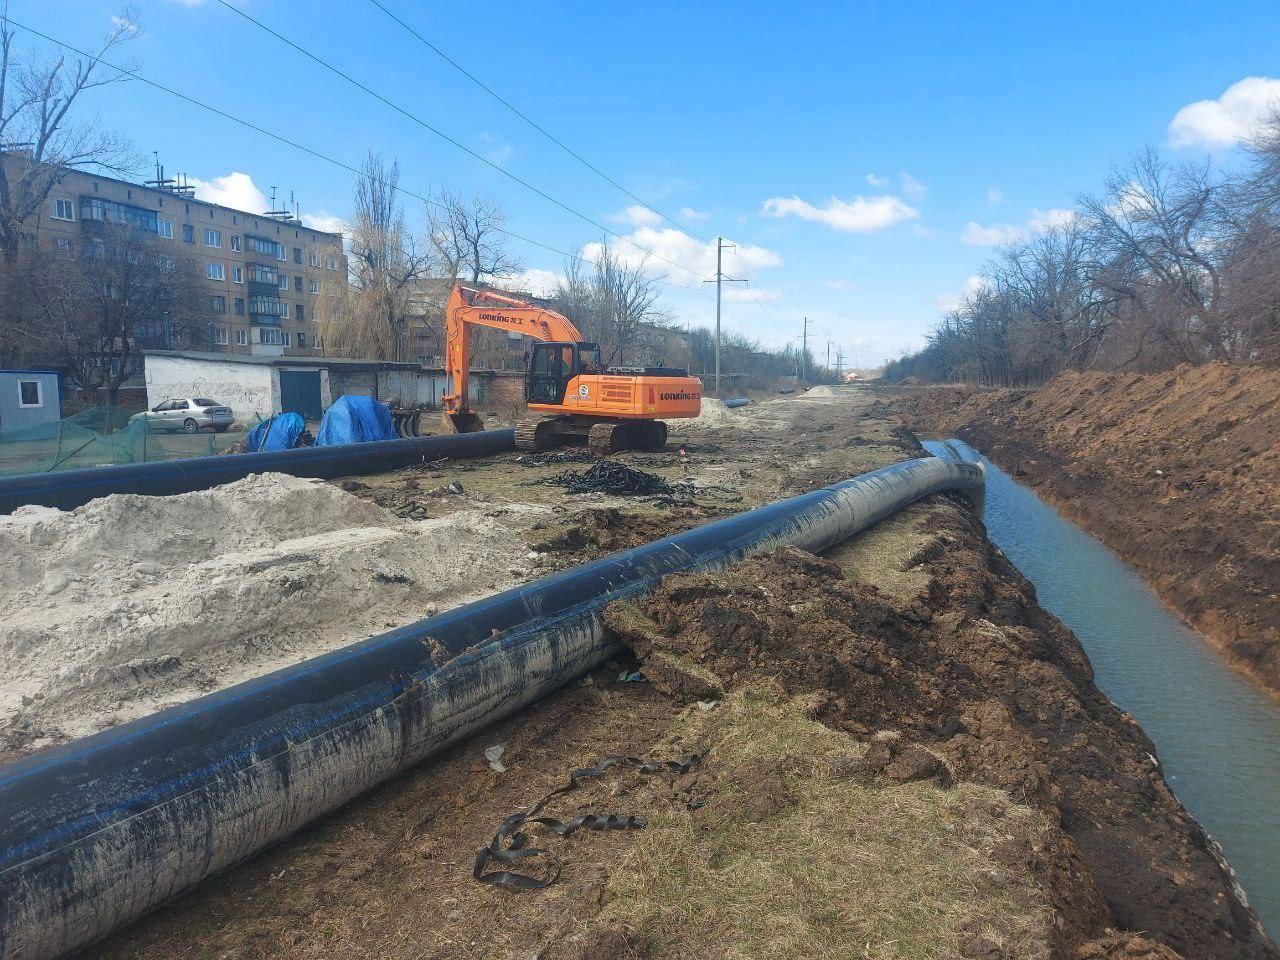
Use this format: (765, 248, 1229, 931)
(922, 438, 1280, 936)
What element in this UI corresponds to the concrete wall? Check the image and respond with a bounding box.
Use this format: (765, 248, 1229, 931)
(145, 356, 275, 422)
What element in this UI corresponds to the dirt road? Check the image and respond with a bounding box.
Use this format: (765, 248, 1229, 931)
(53, 388, 1272, 960)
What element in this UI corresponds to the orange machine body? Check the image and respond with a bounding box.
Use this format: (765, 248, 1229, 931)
(441, 284, 702, 424)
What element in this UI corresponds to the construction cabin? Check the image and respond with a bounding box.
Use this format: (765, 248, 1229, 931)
(0, 370, 62, 431)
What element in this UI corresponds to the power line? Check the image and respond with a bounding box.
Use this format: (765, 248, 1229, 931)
(213, 0, 709, 283)
(1, 16, 711, 296)
(364, 0, 711, 245)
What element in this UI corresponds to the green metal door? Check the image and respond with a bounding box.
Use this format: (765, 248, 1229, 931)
(279, 371, 323, 420)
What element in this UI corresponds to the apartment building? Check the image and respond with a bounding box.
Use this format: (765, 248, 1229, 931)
(11, 158, 347, 358)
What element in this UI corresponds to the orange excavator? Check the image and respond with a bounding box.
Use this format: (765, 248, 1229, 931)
(440, 283, 702, 453)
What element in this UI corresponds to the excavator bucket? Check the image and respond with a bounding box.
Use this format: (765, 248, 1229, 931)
(441, 410, 486, 434)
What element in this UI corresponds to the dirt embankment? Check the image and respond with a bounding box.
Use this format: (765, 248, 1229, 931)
(72, 391, 1273, 960)
(880, 363, 1280, 692)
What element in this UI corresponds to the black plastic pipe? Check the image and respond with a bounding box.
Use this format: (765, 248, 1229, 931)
(0, 430, 515, 515)
(0, 455, 982, 960)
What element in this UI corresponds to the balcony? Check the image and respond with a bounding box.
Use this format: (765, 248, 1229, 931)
(249, 313, 281, 327)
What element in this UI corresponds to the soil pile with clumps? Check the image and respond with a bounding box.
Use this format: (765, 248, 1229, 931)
(529, 504, 729, 557)
(604, 501, 1275, 960)
(881, 362, 1280, 691)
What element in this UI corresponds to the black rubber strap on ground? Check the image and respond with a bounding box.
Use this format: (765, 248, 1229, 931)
(473, 754, 699, 889)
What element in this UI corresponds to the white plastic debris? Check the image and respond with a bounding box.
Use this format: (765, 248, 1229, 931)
(484, 745, 507, 773)
(696, 700, 718, 712)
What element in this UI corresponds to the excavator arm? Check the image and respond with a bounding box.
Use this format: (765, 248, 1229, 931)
(442, 283, 583, 430)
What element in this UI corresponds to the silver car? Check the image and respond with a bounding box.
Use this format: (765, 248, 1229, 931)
(131, 398, 235, 433)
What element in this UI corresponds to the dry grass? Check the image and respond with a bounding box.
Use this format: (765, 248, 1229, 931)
(581, 688, 1056, 960)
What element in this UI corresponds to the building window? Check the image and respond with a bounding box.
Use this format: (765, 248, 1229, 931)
(232, 266, 243, 284)
(213, 327, 229, 345)
(282, 331, 291, 347)
(17, 379, 42, 408)
(204, 228, 222, 248)
(296, 303, 305, 322)
(54, 237, 73, 254)
(250, 263, 279, 285)
(259, 327, 283, 345)
(230, 234, 241, 252)
(280, 302, 289, 319)
(248, 295, 286, 316)
(211, 294, 227, 313)
(294, 275, 302, 292)
(158, 219, 173, 239)
(80, 197, 158, 232)
(278, 274, 288, 291)
(182, 224, 195, 244)
(308, 277, 320, 293)
(234, 297, 245, 315)
(52, 197, 74, 221)
(297, 332, 306, 348)
(327, 256, 339, 271)
(294, 247, 302, 264)
(308, 250, 320, 268)
(207, 262, 225, 281)
(236, 329, 247, 346)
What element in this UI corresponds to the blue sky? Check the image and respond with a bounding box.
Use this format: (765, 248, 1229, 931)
(18, 0, 1280, 365)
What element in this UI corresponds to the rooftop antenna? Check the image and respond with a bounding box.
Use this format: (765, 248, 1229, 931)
(265, 185, 292, 220)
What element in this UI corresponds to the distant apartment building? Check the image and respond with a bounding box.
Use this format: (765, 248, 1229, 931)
(8, 157, 347, 358)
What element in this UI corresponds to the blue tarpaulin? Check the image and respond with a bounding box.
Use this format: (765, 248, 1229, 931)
(245, 412, 305, 452)
(314, 395, 397, 447)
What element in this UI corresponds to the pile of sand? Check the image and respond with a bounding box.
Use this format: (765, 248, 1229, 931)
(673, 397, 737, 430)
(0, 473, 527, 754)
(802, 385, 836, 398)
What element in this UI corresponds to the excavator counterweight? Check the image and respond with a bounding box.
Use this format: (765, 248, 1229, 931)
(440, 284, 701, 452)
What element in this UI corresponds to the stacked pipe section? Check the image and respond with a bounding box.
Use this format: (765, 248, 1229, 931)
(0, 455, 982, 960)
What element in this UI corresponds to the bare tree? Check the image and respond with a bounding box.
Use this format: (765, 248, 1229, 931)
(553, 242, 668, 365)
(0, 5, 139, 263)
(29, 222, 203, 410)
(332, 153, 430, 360)
(426, 187, 522, 283)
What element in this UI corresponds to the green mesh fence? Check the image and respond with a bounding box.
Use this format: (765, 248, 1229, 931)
(0, 407, 259, 476)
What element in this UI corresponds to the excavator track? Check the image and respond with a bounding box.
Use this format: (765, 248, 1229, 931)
(514, 415, 559, 452)
(587, 419, 668, 455)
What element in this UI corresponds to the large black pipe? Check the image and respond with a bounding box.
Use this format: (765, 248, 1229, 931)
(0, 429, 515, 515)
(0, 455, 982, 960)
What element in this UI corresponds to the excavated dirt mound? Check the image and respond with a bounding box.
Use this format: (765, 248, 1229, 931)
(881, 363, 1280, 691)
(603, 502, 1274, 960)
(0, 473, 527, 755)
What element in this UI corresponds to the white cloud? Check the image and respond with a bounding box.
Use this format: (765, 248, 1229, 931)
(610, 205, 662, 228)
(582, 227, 781, 283)
(987, 186, 1004, 205)
(1169, 77, 1280, 148)
(496, 268, 562, 298)
(899, 172, 926, 201)
(724, 286, 778, 303)
(188, 172, 267, 214)
(936, 275, 989, 312)
(1028, 207, 1076, 231)
(760, 194, 919, 233)
(678, 206, 709, 222)
(960, 221, 1022, 246)
(961, 207, 1076, 246)
(110, 15, 141, 33)
(301, 211, 345, 235)
(865, 173, 890, 188)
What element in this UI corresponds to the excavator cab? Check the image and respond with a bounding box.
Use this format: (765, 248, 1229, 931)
(526, 342, 601, 404)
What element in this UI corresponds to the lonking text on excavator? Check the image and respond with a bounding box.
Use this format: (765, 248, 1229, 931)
(440, 283, 702, 453)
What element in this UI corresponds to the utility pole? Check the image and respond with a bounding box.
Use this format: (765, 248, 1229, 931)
(836, 349, 844, 382)
(826, 340, 836, 378)
(800, 316, 809, 385)
(702, 237, 746, 396)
